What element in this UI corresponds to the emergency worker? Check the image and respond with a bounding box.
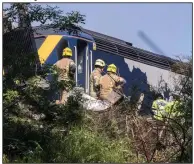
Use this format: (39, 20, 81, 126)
(164, 93, 182, 119)
(54, 47, 76, 104)
(152, 93, 168, 121)
(90, 59, 105, 98)
(99, 64, 126, 104)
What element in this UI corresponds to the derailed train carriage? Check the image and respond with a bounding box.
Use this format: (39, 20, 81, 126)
(33, 27, 181, 112)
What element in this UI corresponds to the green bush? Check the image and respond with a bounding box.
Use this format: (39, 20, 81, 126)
(42, 127, 140, 163)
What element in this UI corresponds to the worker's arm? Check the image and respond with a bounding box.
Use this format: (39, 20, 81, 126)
(93, 75, 101, 88)
(91, 73, 101, 92)
(117, 77, 126, 86)
(69, 62, 76, 77)
(113, 76, 126, 91)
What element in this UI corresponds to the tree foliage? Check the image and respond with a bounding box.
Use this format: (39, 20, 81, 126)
(3, 3, 86, 162)
(3, 3, 85, 34)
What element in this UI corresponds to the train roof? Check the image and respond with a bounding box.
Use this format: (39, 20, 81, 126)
(33, 26, 178, 70)
(33, 26, 94, 41)
(81, 28, 178, 70)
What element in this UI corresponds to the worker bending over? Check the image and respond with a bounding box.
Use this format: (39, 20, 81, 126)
(99, 64, 126, 104)
(90, 59, 105, 98)
(54, 47, 76, 104)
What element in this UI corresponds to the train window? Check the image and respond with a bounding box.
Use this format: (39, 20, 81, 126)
(34, 36, 46, 50)
(78, 56, 83, 73)
(77, 40, 87, 74)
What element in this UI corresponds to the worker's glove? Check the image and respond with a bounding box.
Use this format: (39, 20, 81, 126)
(122, 78, 126, 85)
(116, 85, 122, 90)
(119, 78, 126, 85)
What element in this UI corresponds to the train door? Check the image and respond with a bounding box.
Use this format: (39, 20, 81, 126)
(74, 39, 91, 94)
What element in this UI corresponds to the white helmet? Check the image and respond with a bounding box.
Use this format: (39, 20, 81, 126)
(95, 59, 105, 67)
